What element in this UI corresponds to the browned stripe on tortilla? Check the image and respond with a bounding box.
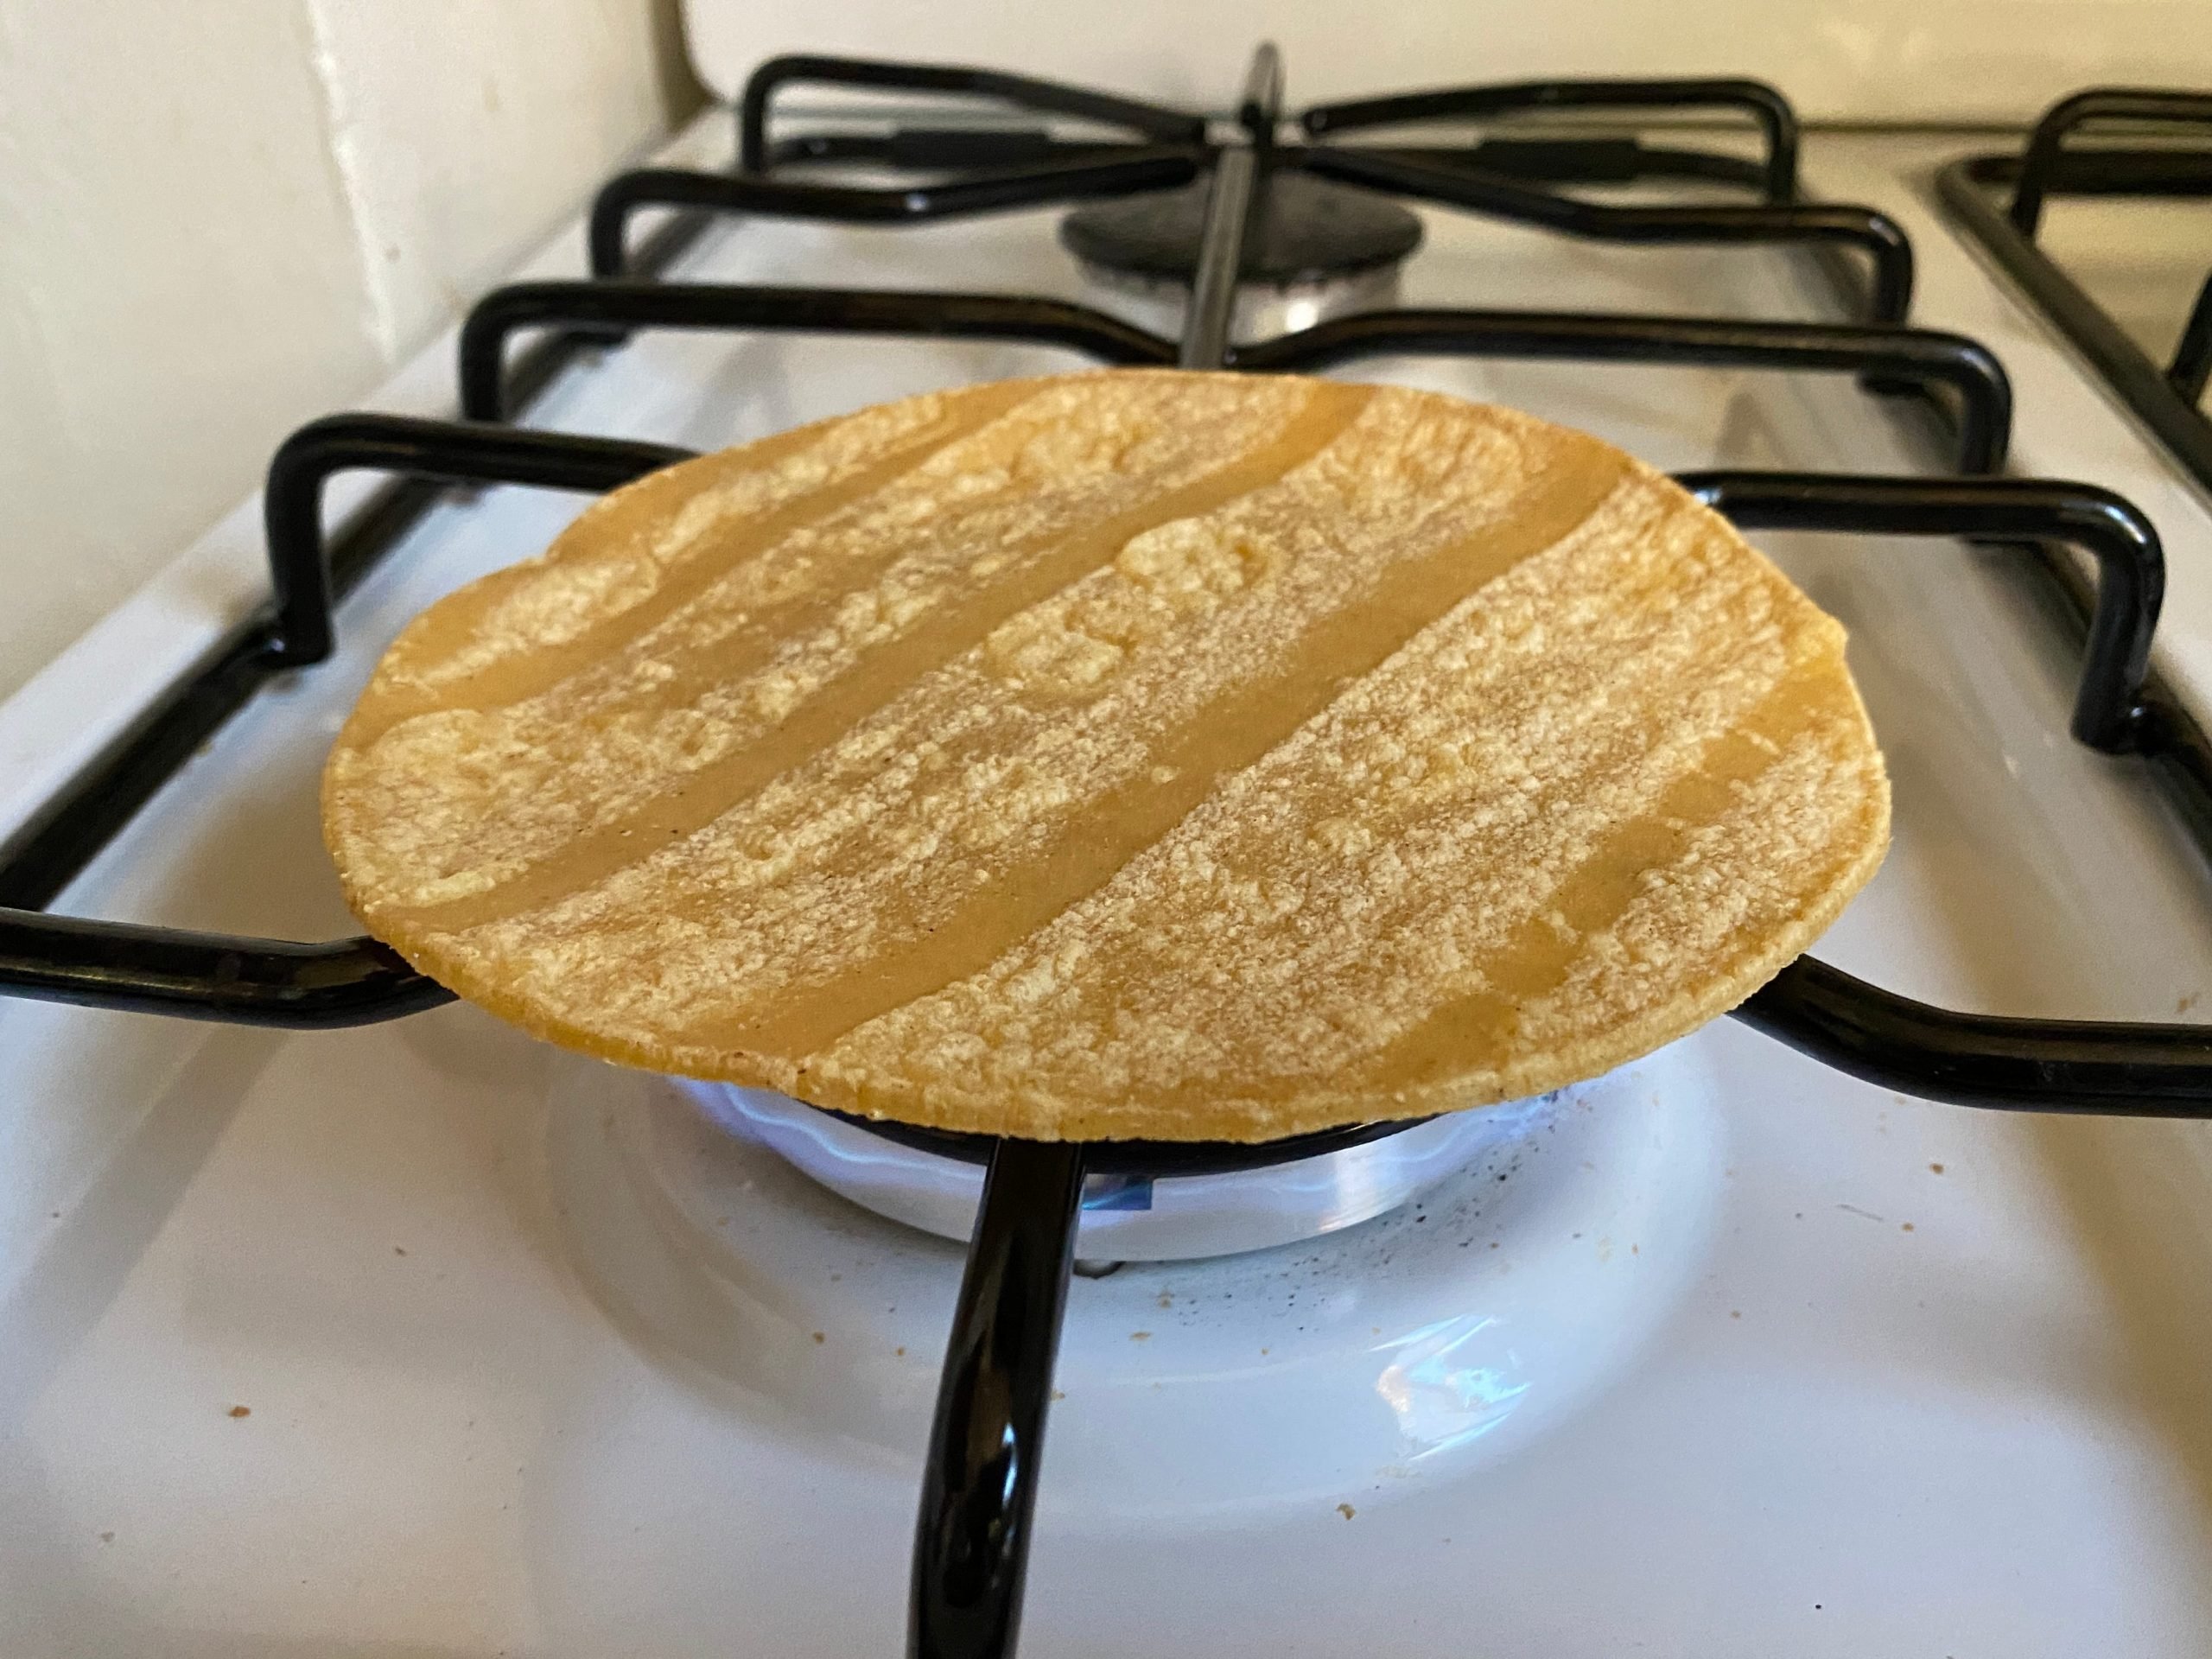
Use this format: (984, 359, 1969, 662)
(1354, 652, 1847, 1092)
(710, 439, 1633, 1064)
(391, 379, 1376, 935)
(347, 378, 1043, 743)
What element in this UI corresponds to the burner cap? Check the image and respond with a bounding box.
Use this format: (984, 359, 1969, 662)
(1059, 172, 1422, 288)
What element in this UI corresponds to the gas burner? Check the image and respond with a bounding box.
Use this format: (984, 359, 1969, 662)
(1060, 173, 1423, 339)
(676, 1081, 1550, 1261)
(550, 1047, 1723, 1509)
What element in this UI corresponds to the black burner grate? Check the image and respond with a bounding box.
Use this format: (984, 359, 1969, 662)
(1938, 87, 2212, 493)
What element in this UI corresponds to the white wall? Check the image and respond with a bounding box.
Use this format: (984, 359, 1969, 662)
(689, 0, 2212, 123)
(0, 0, 701, 702)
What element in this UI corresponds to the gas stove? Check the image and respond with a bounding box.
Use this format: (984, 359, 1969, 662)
(7, 44, 2212, 1659)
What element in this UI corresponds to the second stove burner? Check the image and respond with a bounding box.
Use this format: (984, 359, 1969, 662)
(1062, 171, 1422, 341)
(549, 1045, 1721, 1507)
(1060, 171, 1424, 286)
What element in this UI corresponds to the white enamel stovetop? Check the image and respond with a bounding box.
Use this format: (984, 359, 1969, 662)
(5, 112, 2212, 1656)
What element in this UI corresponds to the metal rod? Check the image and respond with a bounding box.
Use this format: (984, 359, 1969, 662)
(1179, 44, 1282, 368)
(1684, 470, 2163, 753)
(1300, 77, 1799, 201)
(739, 53, 1206, 175)
(910, 1138, 1086, 1659)
(0, 910, 452, 1027)
(1936, 155, 2212, 497)
(1237, 41, 1283, 145)
(1973, 148, 2212, 202)
(765, 130, 1129, 173)
(1179, 147, 1255, 366)
(262, 416, 695, 668)
(2007, 86, 2212, 235)
(1740, 957, 2212, 1113)
(1373, 137, 1773, 194)
(460, 283, 1175, 420)
(589, 150, 1201, 279)
(1297, 143, 1914, 324)
(2171, 270, 2212, 406)
(1236, 308, 2011, 474)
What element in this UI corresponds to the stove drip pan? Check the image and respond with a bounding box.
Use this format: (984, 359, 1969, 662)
(672, 1082, 1554, 1261)
(546, 1041, 1724, 1511)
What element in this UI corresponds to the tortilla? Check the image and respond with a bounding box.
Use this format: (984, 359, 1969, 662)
(324, 370, 1889, 1141)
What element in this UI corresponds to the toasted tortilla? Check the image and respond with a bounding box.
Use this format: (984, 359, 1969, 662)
(324, 370, 1889, 1141)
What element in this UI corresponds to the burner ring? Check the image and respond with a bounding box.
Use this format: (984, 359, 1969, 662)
(680, 1082, 1559, 1261)
(1059, 171, 1423, 288)
(823, 1106, 1431, 1177)
(549, 1046, 1721, 1502)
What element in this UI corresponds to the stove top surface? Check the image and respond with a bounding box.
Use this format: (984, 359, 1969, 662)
(8, 110, 2212, 1656)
